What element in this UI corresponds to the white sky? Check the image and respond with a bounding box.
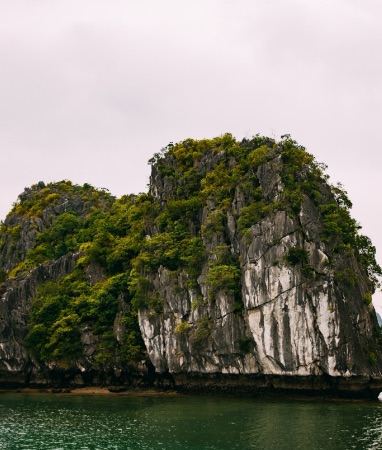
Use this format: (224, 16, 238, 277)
(1, 0, 382, 310)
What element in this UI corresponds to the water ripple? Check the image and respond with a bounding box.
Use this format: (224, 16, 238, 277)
(0, 394, 381, 449)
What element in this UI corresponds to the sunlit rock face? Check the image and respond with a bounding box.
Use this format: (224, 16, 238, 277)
(139, 138, 382, 388)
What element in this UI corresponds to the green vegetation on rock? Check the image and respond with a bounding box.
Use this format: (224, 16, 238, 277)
(0, 134, 381, 370)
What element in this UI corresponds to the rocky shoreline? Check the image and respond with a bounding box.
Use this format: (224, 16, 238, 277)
(1, 374, 382, 400)
(0, 386, 178, 396)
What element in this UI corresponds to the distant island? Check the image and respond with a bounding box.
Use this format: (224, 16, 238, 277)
(1, 134, 381, 397)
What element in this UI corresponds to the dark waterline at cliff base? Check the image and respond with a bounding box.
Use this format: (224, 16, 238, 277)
(3, 371, 382, 400)
(1, 393, 382, 449)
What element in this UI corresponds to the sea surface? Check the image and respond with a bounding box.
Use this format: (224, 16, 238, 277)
(0, 392, 381, 449)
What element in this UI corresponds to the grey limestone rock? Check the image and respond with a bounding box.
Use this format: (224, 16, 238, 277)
(138, 142, 382, 393)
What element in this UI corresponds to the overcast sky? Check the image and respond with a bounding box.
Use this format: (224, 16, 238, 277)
(1, 0, 382, 308)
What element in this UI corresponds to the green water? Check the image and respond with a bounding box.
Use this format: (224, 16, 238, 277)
(0, 393, 382, 449)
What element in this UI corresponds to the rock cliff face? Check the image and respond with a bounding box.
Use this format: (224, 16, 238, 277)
(0, 253, 150, 387)
(0, 182, 149, 387)
(0, 136, 381, 395)
(138, 136, 382, 393)
(0, 254, 79, 384)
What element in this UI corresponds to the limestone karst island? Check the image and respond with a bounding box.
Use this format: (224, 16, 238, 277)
(1, 134, 382, 398)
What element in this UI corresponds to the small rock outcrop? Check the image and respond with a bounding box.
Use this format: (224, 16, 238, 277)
(0, 181, 112, 274)
(0, 182, 149, 387)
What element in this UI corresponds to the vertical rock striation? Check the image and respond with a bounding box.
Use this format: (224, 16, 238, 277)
(138, 136, 382, 392)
